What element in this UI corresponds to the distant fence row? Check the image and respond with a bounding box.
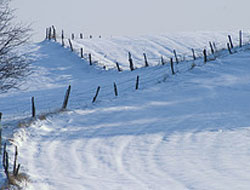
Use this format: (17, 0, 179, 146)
(46, 26, 249, 71)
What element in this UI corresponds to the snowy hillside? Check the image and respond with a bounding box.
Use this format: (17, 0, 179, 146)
(70, 31, 248, 69)
(2, 31, 250, 189)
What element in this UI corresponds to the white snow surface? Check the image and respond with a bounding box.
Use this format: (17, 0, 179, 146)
(71, 31, 249, 69)
(2, 31, 250, 189)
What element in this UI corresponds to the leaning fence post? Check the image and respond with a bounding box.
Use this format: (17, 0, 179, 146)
(228, 35, 234, 49)
(227, 43, 232, 54)
(135, 76, 139, 90)
(191, 48, 196, 60)
(173, 50, 179, 64)
(92, 86, 101, 103)
(62, 85, 71, 109)
(209, 41, 214, 55)
(203, 49, 207, 63)
(170, 58, 175, 75)
(239, 30, 242, 47)
(143, 53, 149, 67)
(116, 62, 122, 72)
(128, 52, 134, 71)
(89, 53, 92, 65)
(114, 82, 118, 96)
(31, 97, 35, 118)
(68, 39, 73, 51)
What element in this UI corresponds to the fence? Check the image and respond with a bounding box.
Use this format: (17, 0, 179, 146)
(1, 27, 249, 186)
(45, 27, 250, 70)
(1, 26, 243, 123)
(1, 27, 246, 122)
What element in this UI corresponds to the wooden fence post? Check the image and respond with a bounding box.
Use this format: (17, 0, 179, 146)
(170, 58, 175, 75)
(13, 146, 18, 175)
(48, 27, 52, 40)
(227, 43, 232, 54)
(51, 26, 54, 40)
(209, 41, 214, 55)
(114, 82, 118, 96)
(191, 48, 196, 60)
(61, 30, 64, 47)
(239, 30, 242, 47)
(3, 143, 9, 180)
(89, 53, 92, 65)
(5, 151, 9, 180)
(92, 86, 101, 103)
(31, 97, 35, 118)
(68, 39, 73, 51)
(161, 56, 165, 65)
(135, 76, 139, 90)
(62, 85, 71, 109)
(80, 48, 84, 58)
(128, 52, 134, 71)
(116, 62, 122, 72)
(80, 33, 83, 39)
(15, 164, 21, 176)
(3, 143, 6, 169)
(45, 28, 48, 40)
(203, 49, 207, 63)
(228, 35, 234, 49)
(52, 25, 56, 41)
(213, 42, 217, 52)
(61, 30, 64, 40)
(143, 53, 149, 67)
(173, 49, 179, 64)
(72, 33, 74, 40)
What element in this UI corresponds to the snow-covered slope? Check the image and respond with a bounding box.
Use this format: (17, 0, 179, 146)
(2, 31, 250, 189)
(71, 31, 249, 69)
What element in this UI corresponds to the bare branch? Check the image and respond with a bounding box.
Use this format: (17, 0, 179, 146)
(0, 0, 31, 92)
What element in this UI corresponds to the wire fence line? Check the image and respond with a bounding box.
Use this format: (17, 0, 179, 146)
(0, 28, 248, 190)
(1, 27, 249, 124)
(47, 27, 250, 70)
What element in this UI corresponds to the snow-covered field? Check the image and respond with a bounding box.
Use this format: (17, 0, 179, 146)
(2, 31, 250, 189)
(71, 31, 249, 69)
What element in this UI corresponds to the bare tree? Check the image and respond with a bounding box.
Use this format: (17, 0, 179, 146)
(0, 0, 31, 92)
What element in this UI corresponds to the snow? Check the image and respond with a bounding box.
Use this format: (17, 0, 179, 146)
(2, 31, 250, 189)
(71, 31, 249, 70)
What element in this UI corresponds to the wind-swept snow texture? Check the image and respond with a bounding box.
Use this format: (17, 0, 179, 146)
(2, 31, 250, 190)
